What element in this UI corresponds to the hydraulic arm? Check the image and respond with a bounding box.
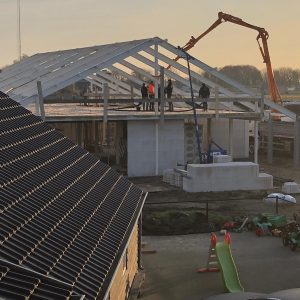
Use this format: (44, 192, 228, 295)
(172, 12, 281, 104)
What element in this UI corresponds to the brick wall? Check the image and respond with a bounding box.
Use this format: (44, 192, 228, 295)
(109, 224, 139, 300)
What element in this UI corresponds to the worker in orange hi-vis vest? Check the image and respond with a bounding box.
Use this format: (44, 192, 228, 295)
(147, 81, 155, 111)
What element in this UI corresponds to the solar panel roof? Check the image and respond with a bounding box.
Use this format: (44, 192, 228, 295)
(0, 91, 146, 299)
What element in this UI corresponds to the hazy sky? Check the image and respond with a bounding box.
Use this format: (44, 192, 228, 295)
(0, 0, 299, 70)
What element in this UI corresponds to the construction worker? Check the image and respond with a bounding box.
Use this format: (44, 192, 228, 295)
(147, 81, 155, 111)
(165, 79, 173, 111)
(199, 83, 210, 112)
(140, 83, 148, 111)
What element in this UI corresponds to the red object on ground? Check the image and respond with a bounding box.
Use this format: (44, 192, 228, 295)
(223, 221, 236, 230)
(210, 233, 217, 247)
(224, 232, 231, 244)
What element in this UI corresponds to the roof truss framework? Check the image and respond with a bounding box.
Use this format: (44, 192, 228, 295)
(0, 36, 296, 119)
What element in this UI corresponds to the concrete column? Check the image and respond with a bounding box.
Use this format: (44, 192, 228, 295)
(267, 116, 273, 164)
(229, 119, 234, 158)
(37, 81, 45, 120)
(254, 120, 259, 163)
(103, 83, 109, 144)
(294, 118, 300, 168)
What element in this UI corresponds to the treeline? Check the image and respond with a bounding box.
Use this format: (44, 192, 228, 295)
(203, 65, 300, 93)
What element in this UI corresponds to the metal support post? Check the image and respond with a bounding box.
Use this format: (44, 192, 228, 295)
(160, 66, 165, 125)
(182, 48, 202, 164)
(154, 43, 159, 114)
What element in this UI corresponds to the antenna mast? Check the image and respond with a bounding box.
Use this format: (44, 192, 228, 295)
(17, 0, 21, 61)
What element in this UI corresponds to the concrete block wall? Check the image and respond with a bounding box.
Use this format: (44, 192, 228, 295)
(127, 120, 184, 177)
(183, 162, 273, 193)
(210, 119, 249, 159)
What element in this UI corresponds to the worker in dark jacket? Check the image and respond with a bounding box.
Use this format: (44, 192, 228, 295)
(165, 79, 173, 111)
(199, 83, 210, 111)
(140, 83, 148, 110)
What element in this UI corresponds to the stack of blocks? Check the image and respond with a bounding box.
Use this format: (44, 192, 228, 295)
(282, 182, 300, 194)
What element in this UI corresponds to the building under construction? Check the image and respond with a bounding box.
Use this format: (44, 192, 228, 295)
(0, 36, 299, 178)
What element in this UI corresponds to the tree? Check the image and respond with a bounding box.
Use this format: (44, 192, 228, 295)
(219, 65, 263, 88)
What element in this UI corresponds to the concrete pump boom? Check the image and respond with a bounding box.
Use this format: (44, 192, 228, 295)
(172, 12, 282, 104)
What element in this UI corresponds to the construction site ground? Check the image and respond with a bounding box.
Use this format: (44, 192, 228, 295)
(131, 153, 300, 300)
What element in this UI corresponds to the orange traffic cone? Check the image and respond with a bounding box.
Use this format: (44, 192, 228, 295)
(197, 233, 220, 273)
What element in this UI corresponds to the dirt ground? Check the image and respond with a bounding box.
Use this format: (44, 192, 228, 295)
(131, 154, 300, 300)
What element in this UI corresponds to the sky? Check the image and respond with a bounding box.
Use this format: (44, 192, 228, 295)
(0, 0, 299, 70)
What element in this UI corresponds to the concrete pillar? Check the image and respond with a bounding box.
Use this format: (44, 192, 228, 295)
(37, 81, 45, 120)
(294, 118, 300, 168)
(229, 119, 234, 158)
(267, 115, 273, 164)
(254, 120, 259, 164)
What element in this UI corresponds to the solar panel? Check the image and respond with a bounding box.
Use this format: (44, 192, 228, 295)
(0, 91, 145, 299)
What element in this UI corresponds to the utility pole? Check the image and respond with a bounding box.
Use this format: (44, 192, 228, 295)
(17, 0, 21, 61)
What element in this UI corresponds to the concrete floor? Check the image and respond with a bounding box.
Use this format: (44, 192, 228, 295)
(140, 232, 300, 300)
